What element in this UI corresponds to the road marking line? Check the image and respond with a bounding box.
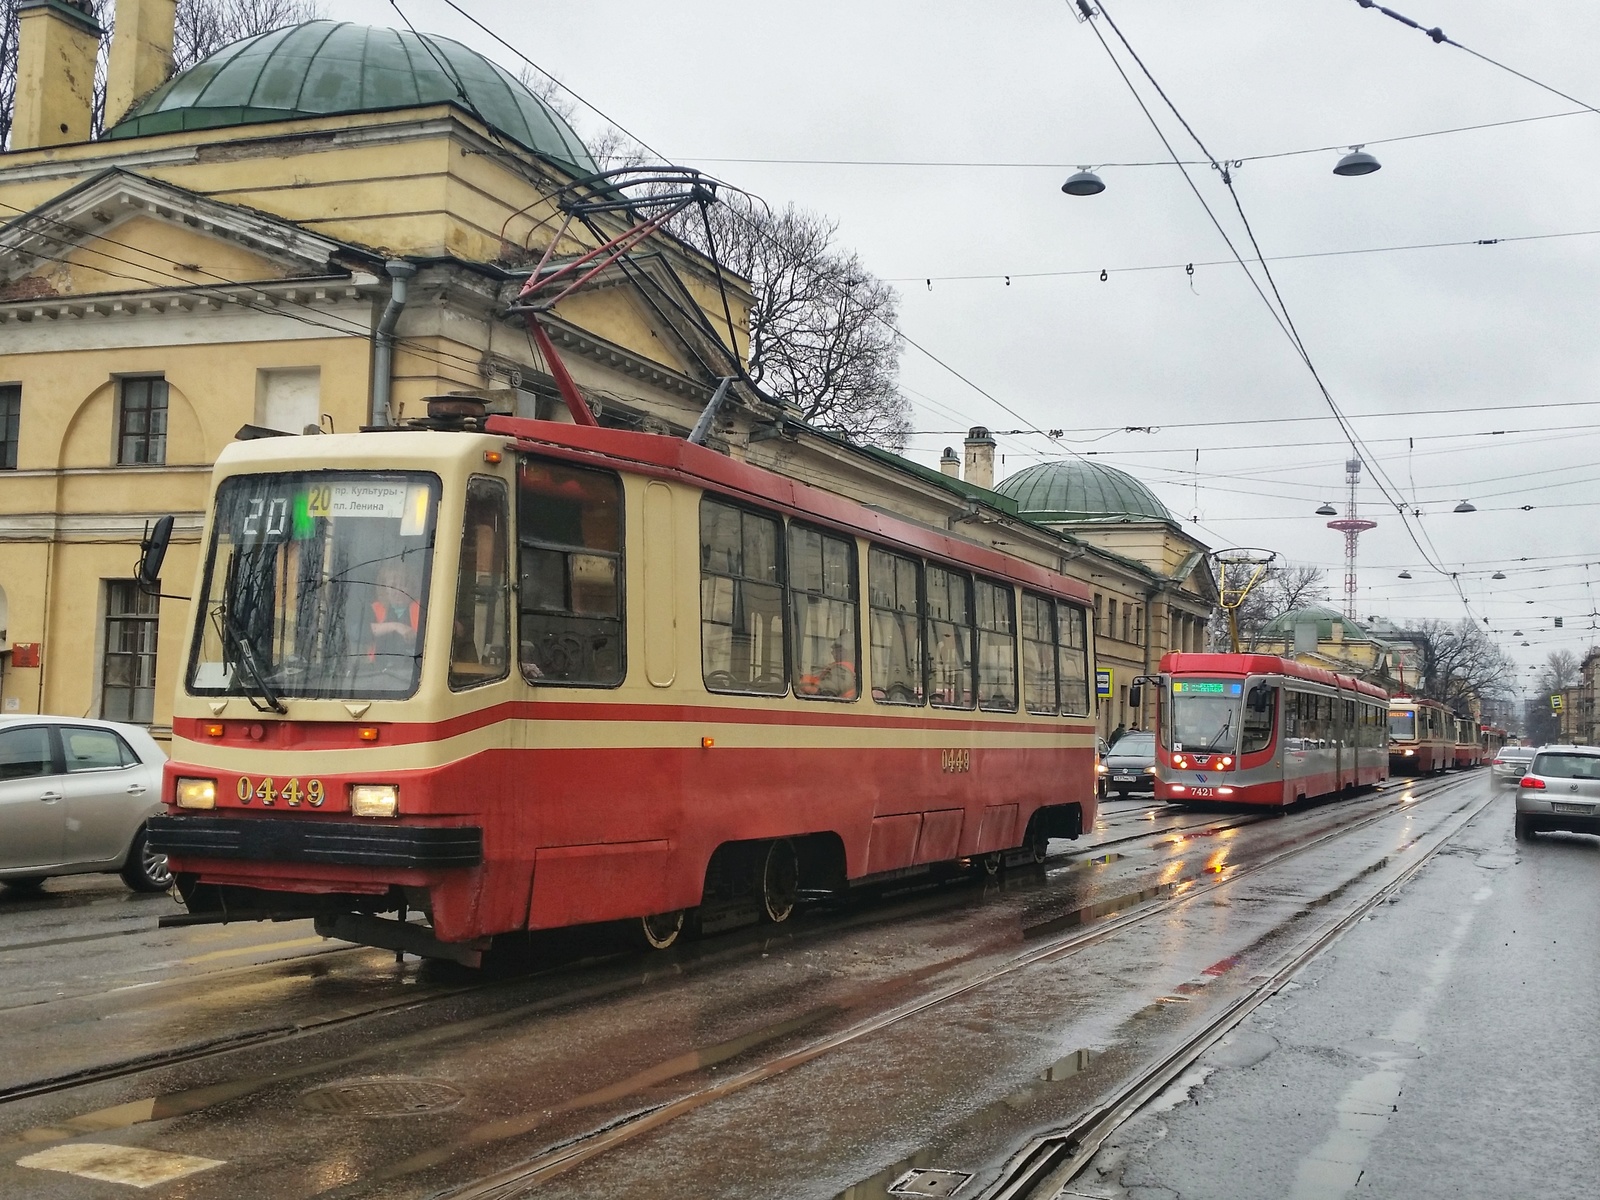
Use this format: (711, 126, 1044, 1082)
(17, 1142, 223, 1188)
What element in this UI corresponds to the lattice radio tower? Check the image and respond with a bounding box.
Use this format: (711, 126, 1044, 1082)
(1327, 457, 1377, 619)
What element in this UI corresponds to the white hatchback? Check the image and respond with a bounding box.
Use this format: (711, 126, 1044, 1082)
(0, 716, 170, 893)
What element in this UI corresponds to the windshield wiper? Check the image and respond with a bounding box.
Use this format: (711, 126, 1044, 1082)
(219, 554, 288, 715)
(1201, 713, 1234, 752)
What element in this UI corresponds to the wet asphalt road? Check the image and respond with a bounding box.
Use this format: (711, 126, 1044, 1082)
(0, 776, 1581, 1199)
(1059, 782, 1600, 1200)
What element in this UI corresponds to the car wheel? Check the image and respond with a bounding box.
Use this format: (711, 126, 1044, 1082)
(1, 877, 48, 894)
(1514, 813, 1537, 842)
(120, 826, 173, 893)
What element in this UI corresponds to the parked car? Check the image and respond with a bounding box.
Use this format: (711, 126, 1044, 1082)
(0, 716, 170, 893)
(1491, 745, 1536, 786)
(1103, 730, 1157, 798)
(1515, 745, 1600, 841)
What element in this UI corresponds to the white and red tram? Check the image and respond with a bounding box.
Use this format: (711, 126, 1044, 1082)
(1387, 696, 1454, 774)
(1150, 653, 1389, 806)
(146, 413, 1100, 963)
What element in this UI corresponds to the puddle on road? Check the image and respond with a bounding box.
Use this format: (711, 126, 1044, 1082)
(833, 1049, 1094, 1199)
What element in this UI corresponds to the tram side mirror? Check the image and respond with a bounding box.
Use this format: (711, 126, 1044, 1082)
(137, 515, 174, 591)
(1247, 684, 1271, 713)
(1128, 682, 1143, 710)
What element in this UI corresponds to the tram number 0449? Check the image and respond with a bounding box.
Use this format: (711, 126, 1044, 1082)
(236, 776, 325, 807)
(940, 748, 972, 774)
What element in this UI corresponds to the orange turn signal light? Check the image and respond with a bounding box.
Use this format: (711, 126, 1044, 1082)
(358, 726, 380, 742)
(701, 737, 715, 748)
(484, 450, 503, 464)
(204, 723, 224, 738)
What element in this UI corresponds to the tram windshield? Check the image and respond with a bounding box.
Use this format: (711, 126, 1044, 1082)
(1388, 710, 1416, 741)
(187, 471, 440, 702)
(1167, 678, 1244, 752)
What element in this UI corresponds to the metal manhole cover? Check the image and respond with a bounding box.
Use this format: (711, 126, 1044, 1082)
(300, 1077, 464, 1117)
(887, 1168, 973, 1197)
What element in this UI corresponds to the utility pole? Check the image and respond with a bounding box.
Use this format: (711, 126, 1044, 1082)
(1327, 457, 1377, 620)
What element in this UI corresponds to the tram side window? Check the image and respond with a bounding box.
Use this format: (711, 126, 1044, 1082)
(975, 579, 1017, 712)
(449, 476, 510, 691)
(1241, 685, 1276, 753)
(790, 525, 859, 701)
(926, 567, 974, 709)
(1057, 603, 1090, 717)
(517, 458, 624, 686)
(1021, 593, 1057, 714)
(869, 548, 923, 705)
(701, 500, 786, 695)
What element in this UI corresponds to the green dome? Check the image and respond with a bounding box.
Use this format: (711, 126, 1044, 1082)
(1260, 605, 1374, 643)
(106, 21, 596, 174)
(994, 459, 1172, 524)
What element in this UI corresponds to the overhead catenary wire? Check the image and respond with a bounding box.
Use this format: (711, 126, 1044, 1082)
(886, 226, 1600, 285)
(1084, 0, 1488, 628)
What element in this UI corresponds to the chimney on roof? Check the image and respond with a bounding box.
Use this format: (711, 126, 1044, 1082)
(105, 0, 177, 130)
(963, 426, 996, 490)
(939, 446, 960, 478)
(9, 0, 103, 150)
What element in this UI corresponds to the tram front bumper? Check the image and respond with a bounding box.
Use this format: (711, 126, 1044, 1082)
(146, 814, 483, 870)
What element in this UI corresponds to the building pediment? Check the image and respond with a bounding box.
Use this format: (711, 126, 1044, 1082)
(0, 168, 372, 300)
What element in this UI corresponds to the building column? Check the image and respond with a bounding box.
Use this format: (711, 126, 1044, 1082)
(10, 0, 103, 149)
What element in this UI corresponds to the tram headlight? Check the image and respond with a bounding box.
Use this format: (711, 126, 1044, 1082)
(174, 777, 216, 809)
(350, 784, 399, 818)
(1403, 748, 1415, 757)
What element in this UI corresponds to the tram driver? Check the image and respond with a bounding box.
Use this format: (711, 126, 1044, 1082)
(368, 558, 421, 666)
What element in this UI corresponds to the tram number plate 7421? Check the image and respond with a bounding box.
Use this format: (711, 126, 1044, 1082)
(1189, 787, 1215, 797)
(236, 776, 325, 807)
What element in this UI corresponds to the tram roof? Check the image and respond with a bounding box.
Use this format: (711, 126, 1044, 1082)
(488, 417, 1093, 603)
(1158, 651, 1389, 701)
(212, 421, 1093, 604)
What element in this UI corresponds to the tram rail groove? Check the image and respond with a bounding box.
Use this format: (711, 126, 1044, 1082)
(0, 775, 1472, 1129)
(988, 784, 1501, 1200)
(431, 775, 1480, 1199)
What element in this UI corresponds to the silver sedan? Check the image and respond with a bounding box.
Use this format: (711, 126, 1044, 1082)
(1491, 745, 1536, 786)
(0, 716, 170, 893)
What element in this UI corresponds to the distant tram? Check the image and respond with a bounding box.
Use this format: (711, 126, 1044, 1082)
(1453, 716, 1482, 770)
(1479, 724, 1506, 762)
(146, 414, 1099, 964)
(1388, 696, 1455, 774)
(1151, 653, 1389, 807)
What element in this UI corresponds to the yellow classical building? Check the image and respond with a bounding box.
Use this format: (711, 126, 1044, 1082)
(0, 1, 1214, 737)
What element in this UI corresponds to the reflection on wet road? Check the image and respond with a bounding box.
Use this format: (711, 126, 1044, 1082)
(0, 774, 1527, 1199)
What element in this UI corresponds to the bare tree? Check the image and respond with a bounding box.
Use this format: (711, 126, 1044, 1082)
(517, 73, 912, 449)
(1535, 648, 1580, 695)
(3, 0, 317, 145)
(673, 198, 911, 449)
(1213, 563, 1329, 650)
(1409, 618, 1515, 711)
(1526, 647, 1588, 743)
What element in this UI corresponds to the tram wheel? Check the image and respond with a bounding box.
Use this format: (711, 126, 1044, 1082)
(978, 851, 1003, 878)
(759, 839, 799, 924)
(637, 909, 686, 950)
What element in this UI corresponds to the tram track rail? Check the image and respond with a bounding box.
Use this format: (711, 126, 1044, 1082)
(430, 773, 1482, 1199)
(990, 780, 1501, 1200)
(0, 774, 1476, 1143)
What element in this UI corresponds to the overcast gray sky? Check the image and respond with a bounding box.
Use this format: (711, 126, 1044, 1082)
(346, 0, 1600, 690)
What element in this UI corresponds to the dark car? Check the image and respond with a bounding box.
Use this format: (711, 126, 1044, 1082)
(1103, 731, 1157, 798)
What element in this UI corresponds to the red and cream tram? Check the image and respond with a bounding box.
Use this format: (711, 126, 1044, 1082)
(1479, 724, 1506, 762)
(1150, 653, 1389, 807)
(1387, 696, 1454, 774)
(145, 414, 1099, 964)
(1452, 716, 1482, 770)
